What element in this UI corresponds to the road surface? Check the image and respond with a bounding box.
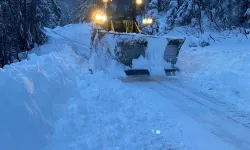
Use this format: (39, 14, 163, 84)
(120, 76, 250, 150)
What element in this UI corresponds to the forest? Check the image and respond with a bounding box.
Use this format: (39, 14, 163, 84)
(0, 0, 250, 67)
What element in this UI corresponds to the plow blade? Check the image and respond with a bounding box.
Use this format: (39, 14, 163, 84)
(91, 30, 185, 76)
(124, 69, 150, 76)
(164, 68, 180, 76)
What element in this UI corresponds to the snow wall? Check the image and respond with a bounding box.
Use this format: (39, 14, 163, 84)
(0, 49, 83, 150)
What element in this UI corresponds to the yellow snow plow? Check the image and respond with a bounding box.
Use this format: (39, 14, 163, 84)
(90, 0, 185, 76)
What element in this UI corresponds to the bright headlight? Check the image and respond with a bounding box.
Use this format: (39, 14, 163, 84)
(95, 14, 102, 21)
(142, 18, 154, 25)
(147, 18, 153, 24)
(136, 0, 143, 5)
(92, 11, 107, 24)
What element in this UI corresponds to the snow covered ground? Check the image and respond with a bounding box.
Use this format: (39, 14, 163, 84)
(0, 23, 250, 150)
(170, 28, 250, 115)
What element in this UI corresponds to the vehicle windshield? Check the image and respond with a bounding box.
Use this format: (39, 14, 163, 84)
(110, 0, 133, 17)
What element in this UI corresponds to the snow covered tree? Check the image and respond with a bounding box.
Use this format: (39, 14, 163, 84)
(0, 0, 61, 67)
(244, 1, 250, 27)
(0, 0, 20, 66)
(57, 0, 74, 25)
(144, 0, 250, 34)
(205, 0, 247, 29)
(71, 0, 96, 23)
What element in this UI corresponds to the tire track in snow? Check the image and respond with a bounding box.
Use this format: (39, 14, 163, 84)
(152, 77, 250, 129)
(151, 78, 250, 150)
(121, 76, 250, 150)
(161, 77, 250, 128)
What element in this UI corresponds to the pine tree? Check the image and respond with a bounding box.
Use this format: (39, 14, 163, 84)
(148, 0, 249, 32)
(72, 0, 96, 23)
(0, 0, 62, 67)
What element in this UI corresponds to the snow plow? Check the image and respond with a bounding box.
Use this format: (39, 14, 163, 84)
(90, 0, 185, 76)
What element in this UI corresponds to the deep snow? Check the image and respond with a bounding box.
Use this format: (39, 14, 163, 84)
(172, 28, 250, 115)
(0, 23, 250, 150)
(0, 24, 92, 150)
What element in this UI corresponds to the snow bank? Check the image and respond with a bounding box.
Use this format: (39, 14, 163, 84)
(0, 23, 91, 150)
(0, 50, 80, 150)
(175, 29, 250, 113)
(178, 50, 250, 111)
(35, 23, 92, 57)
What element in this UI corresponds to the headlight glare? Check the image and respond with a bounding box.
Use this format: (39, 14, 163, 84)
(142, 18, 154, 25)
(95, 14, 102, 21)
(92, 11, 107, 24)
(136, 0, 143, 5)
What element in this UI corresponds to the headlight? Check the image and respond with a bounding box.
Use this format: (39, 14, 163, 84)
(147, 18, 153, 24)
(143, 18, 154, 25)
(92, 11, 107, 24)
(136, 0, 143, 5)
(95, 14, 102, 21)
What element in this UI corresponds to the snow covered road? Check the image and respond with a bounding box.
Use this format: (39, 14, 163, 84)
(1, 23, 249, 150)
(121, 76, 250, 150)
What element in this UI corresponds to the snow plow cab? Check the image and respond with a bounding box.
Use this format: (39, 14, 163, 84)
(90, 0, 185, 76)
